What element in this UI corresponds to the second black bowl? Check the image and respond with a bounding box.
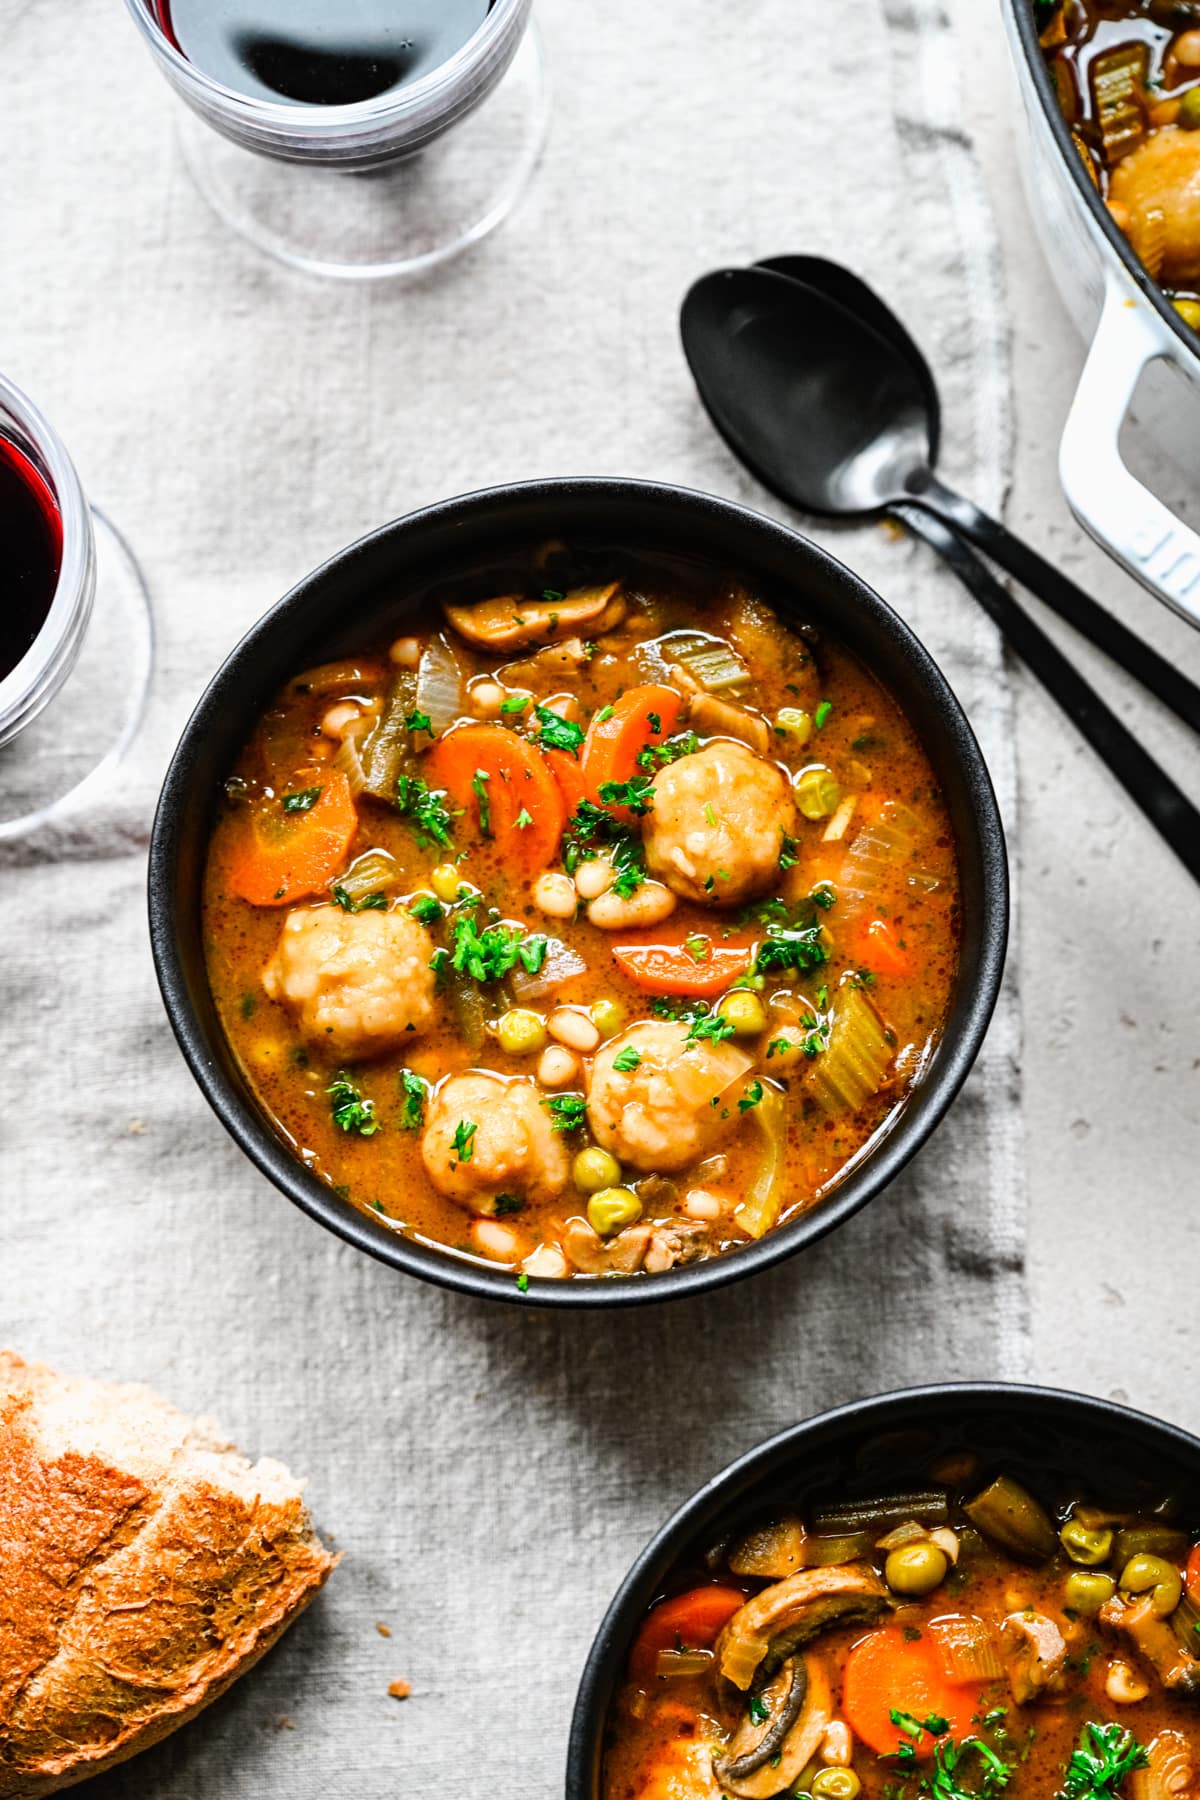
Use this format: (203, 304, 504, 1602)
(148, 478, 1007, 1307)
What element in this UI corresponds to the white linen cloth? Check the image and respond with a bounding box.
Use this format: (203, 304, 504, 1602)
(0, 0, 1025, 1792)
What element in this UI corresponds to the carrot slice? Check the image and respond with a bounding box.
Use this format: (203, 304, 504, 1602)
(629, 1585, 747, 1686)
(425, 723, 565, 874)
(852, 918, 914, 981)
(842, 1626, 984, 1759)
(612, 940, 753, 997)
(1187, 1544, 1200, 1605)
(545, 745, 589, 818)
(227, 769, 358, 908)
(581, 684, 689, 808)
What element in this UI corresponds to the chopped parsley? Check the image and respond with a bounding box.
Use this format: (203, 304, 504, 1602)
(889, 1712, 1013, 1800)
(515, 807, 533, 831)
(704, 803, 718, 827)
(738, 1080, 764, 1113)
(597, 775, 655, 815)
(533, 704, 585, 756)
(404, 708, 433, 735)
(779, 832, 799, 872)
(282, 786, 322, 813)
(328, 1072, 379, 1137)
(747, 1696, 770, 1725)
(649, 996, 708, 1021)
(646, 711, 661, 734)
(399, 1069, 427, 1131)
(239, 992, 257, 1020)
(500, 694, 529, 715)
(635, 729, 700, 774)
(333, 884, 389, 913)
(684, 934, 710, 963)
(544, 1092, 587, 1133)
(451, 911, 548, 984)
(754, 920, 829, 977)
(395, 774, 456, 847)
(471, 768, 492, 836)
(686, 1011, 737, 1046)
(408, 893, 442, 924)
(516, 1271, 530, 1292)
(563, 800, 645, 900)
(594, 704, 615, 724)
(1057, 1723, 1148, 1800)
(612, 1045, 643, 1073)
(542, 587, 565, 602)
(814, 699, 833, 731)
(493, 1194, 526, 1217)
(765, 1036, 791, 1059)
(451, 1119, 478, 1163)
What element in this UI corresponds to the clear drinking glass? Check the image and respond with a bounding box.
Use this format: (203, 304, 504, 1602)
(121, 0, 548, 280)
(0, 374, 153, 842)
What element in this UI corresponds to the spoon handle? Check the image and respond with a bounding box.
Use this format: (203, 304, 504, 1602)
(916, 476, 1200, 736)
(895, 502, 1200, 885)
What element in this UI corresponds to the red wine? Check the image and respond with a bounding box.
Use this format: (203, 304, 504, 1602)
(155, 0, 495, 107)
(0, 438, 62, 684)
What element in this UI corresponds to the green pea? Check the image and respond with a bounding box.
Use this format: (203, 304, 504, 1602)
(496, 1008, 547, 1057)
(885, 1541, 948, 1597)
(1120, 1552, 1183, 1616)
(587, 1187, 643, 1236)
(1178, 85, 1200, 129)
(812, 1773, 861, 1800)
(775, 706, 813, 747)
(573, 1147, 622, 1194)
(591, 998, 626, 1039)
(1173, 297, 1200, 331)
(1060, 1518, 1114, 1567)
(794, 765, 841, 822)
(1064, 1570, 1116, 1616)
(717, 990, 767, 1036)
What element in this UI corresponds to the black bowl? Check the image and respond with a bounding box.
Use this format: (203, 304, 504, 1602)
(148, 477, 1008, 1308)
(565, 1381, 1200, 1797)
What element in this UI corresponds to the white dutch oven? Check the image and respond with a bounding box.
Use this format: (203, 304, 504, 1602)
(1005, 0, 1200, 628)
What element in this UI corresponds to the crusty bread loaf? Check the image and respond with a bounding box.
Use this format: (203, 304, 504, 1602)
(0, 1351, 336, 1796)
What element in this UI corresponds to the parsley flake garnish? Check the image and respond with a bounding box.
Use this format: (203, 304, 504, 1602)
(494, 1193, 526, 1217)
(739, 1080, 764, 1113)
(814, 699, 833, 731)
(500, 694, 529, 715)
(395, 774, 456, 847)
(533, 704, 585, 757)
(328, 1072, 379, 1137)
(399, 1069, 427, 1131)
(282, 786, 322, 813)
(451, 911, 547, 984)
(686, 1011, 737, 1046)
(333, 884, 389, 913)
(1056, 1722, 1148, 1800)
(404, 708, 433, 735)
(451, 1119, 478, 1163)
(515, 807, 533, 831)
(471, 768, 492, 835)
(597, 775, 655, 815)
(612, 1045, 642, 1073)
(408, 893, 442, 924)
(544, 1093, 586, 1133)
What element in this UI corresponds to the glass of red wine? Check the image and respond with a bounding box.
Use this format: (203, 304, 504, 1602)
(0, 374, 152, 842)
(121, 0, 548, 279)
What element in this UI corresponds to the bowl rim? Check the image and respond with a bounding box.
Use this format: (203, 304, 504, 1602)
(564, 1379, 1200, 1798)
(1006, 0, 1200, 364)
(147, 475, 1008, 1309)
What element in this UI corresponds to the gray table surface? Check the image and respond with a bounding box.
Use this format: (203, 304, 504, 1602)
(953, 0, 1200, 1434)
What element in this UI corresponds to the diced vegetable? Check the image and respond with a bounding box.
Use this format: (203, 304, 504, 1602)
(612, 940, 753, 997)
(1114, 1523, 1191, 1567)
(728, 1516, 807, 1579)
(508, 936, 588, 1002)
(581, 684, 689, 808)
(330, 848, 400, 910)
(628, 1585, 747, 1686)
(808, 981, 894, 1115)
(802, 1532, 873, 1566)
(928, 1615, 1004, 1685)
(810, 1490, 949, 1536)
(964, 1475, 1058, 1563)
(356, 668, 420, 800)
(425, 723, 566, 873)
(852, 918, 913, 981)
(1091, 41, 1149, 165)
(414, 633, 465, 737)
(735, 1081, 786, 1239)
(1187, 1543, 1200, 1605)
(654, 1648, 715, 1680)
(795, 765, 841, 821)
(637, 629, 750, 694)
(443, 960, 486, 1054)
(227, 770, 358, 907)
(842, 1627, 984, 1758)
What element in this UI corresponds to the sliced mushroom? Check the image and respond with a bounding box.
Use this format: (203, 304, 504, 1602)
(444, 582, 624, 652)
(561, 1217, 651, 1275)
(716, 1563, 890, 1693)
(1100, 1594, 1200, 1695)
(689, 693, 770, 756)
(1129, 1730, 1194, 1800)
(713, 1653, 832, 1800)
(643, 1220, 710, 1274)
(1001, 1611, 1068, 1703)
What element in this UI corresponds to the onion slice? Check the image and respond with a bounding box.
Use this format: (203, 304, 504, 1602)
(508, 937, 587, 1002)
(416, 633, 465, 737)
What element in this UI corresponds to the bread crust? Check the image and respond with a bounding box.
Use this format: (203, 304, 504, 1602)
(0, 1353, 336, 1797)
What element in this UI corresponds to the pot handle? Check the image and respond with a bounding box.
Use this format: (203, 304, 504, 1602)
(1059, 273, 1200, 631)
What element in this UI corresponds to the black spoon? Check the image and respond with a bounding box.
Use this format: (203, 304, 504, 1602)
(754, 254, 1200, 734)
(680, 265, 1200, 883)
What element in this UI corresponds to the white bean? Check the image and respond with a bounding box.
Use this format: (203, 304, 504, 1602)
(533, 872, 578, 920)
(1176, 28, 1200, 67)
(683, 1190, 723, 1222)
(587, 882, 676, 931)
(549, 1008, 601, 1053)
(1106, 1660, 1149, 1704)
(472, 1219, 523, 1263)
(574, 856, 615, 900)
(321, 701, 362, 740)
(389, 636, 421, 667)
(538, 1045, 579, 1087)
(820, 1722, 853, 1768)
(471, 680, 505, 717)
(522, 1242, 570, 1280)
